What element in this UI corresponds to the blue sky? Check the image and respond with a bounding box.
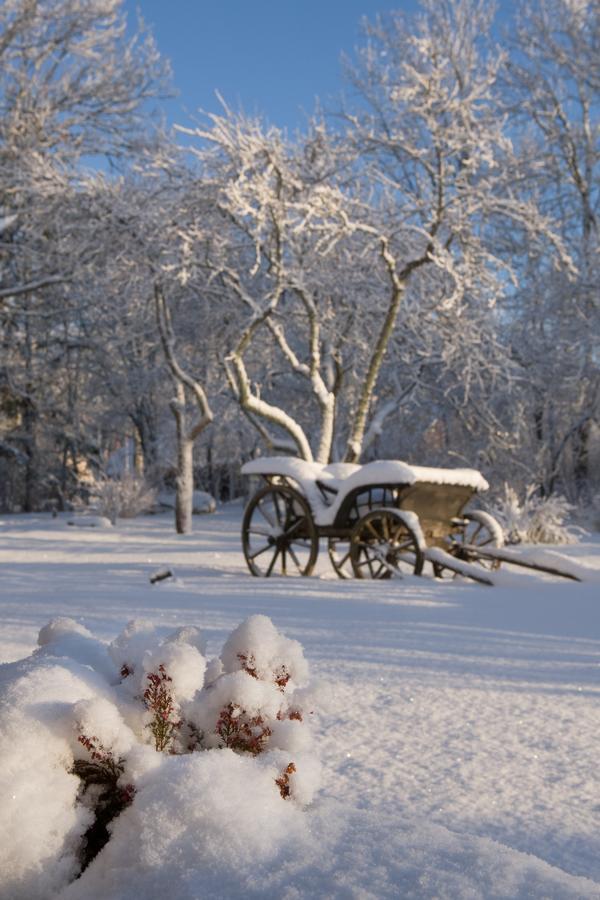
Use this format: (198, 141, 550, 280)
(125, 1, 420, 133)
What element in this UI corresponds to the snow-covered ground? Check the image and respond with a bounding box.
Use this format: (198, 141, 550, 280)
(1, 505, 599, 899)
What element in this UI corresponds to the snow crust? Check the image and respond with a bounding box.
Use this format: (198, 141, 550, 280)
(242, 456, 488, 525)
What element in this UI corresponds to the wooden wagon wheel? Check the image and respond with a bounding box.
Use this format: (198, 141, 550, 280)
(349, 509, 424, 579)
(327, 536, 353, 579)
(328, 487, 399, 579)
(434, 510, 504, 578)
(242, 484, 318, 577)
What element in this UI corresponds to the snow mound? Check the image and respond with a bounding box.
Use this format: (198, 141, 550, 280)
(59, 793, 600, 900)
(156, 490, 216, 514)
(61, 750, 312, 899)
(66, 515, 113, 528)
(220, 613, 309, 686)
(0, 615, 317, 898)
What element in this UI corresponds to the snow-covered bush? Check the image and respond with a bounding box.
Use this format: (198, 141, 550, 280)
(94, 474, 157, 524)
(0, 615, 318, 898)
(489, 484, 580, 545)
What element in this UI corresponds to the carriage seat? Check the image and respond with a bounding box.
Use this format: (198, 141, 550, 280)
(315, 463, 362, 502)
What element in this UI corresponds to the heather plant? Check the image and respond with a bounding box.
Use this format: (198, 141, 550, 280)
(143, 664, 182, 752)
(2, 614, 319, 894)
(71, 734, 136, 872)
(215, 702, 272, 755)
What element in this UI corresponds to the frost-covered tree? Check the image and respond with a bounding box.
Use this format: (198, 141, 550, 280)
(504, 0, 600, 498)
(339, 0, 572, 463)
(0, 0, 170, 509)
(0, 0, 169, 299)
(1, 0, 597, 515)
(183, 0, 572, 469)
(80, 168, 226, 533)
(186, 110, 355, 464)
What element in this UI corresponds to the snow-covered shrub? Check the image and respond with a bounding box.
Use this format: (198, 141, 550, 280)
(94, 474, 157, 524)
(489, 484, 579, 544)
(0, 614, 318, 897)
(187, 615, 314, 780)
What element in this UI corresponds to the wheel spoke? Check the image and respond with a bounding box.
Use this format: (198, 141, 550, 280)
(391, 523, 407, 542)
(248, 543, 272, 561)
(350, 509, 423, 579)
(257, 501, 276, 528)
(287, 545, 302, 570)
(366, 520, 381, 540)
(450, 513, 504, 575)
(469, 523, 483, 543)
(283, 517, 303, 538)
(243, 485, 318, 577)
(337, 548, 351, 567)
(272, 492, 283, 524)
(248, 526, 272, 538)
(328, 538, 353, 579)
(265, 547, 280, 577)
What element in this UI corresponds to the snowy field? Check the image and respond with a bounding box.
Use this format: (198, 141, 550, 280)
(1, 505, 600, 899)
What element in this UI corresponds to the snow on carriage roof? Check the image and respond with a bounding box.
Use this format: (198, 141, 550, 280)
(241, 457, 489, 492)
(409, 465, 489, 492)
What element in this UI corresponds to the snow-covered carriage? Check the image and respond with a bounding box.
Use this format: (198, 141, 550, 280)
(240, 457, 506, 583)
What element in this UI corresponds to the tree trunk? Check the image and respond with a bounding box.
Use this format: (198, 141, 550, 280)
(344, 284, 403, 463)
(343, 243, 425, 463)
(22, 400, 38, 512)
(155, 282, 213, 534)
(175, 433, 194, 535)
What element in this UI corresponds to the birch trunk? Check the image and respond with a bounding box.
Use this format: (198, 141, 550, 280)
(155, 283, 213, 534)
(174, 396, 194, 535)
